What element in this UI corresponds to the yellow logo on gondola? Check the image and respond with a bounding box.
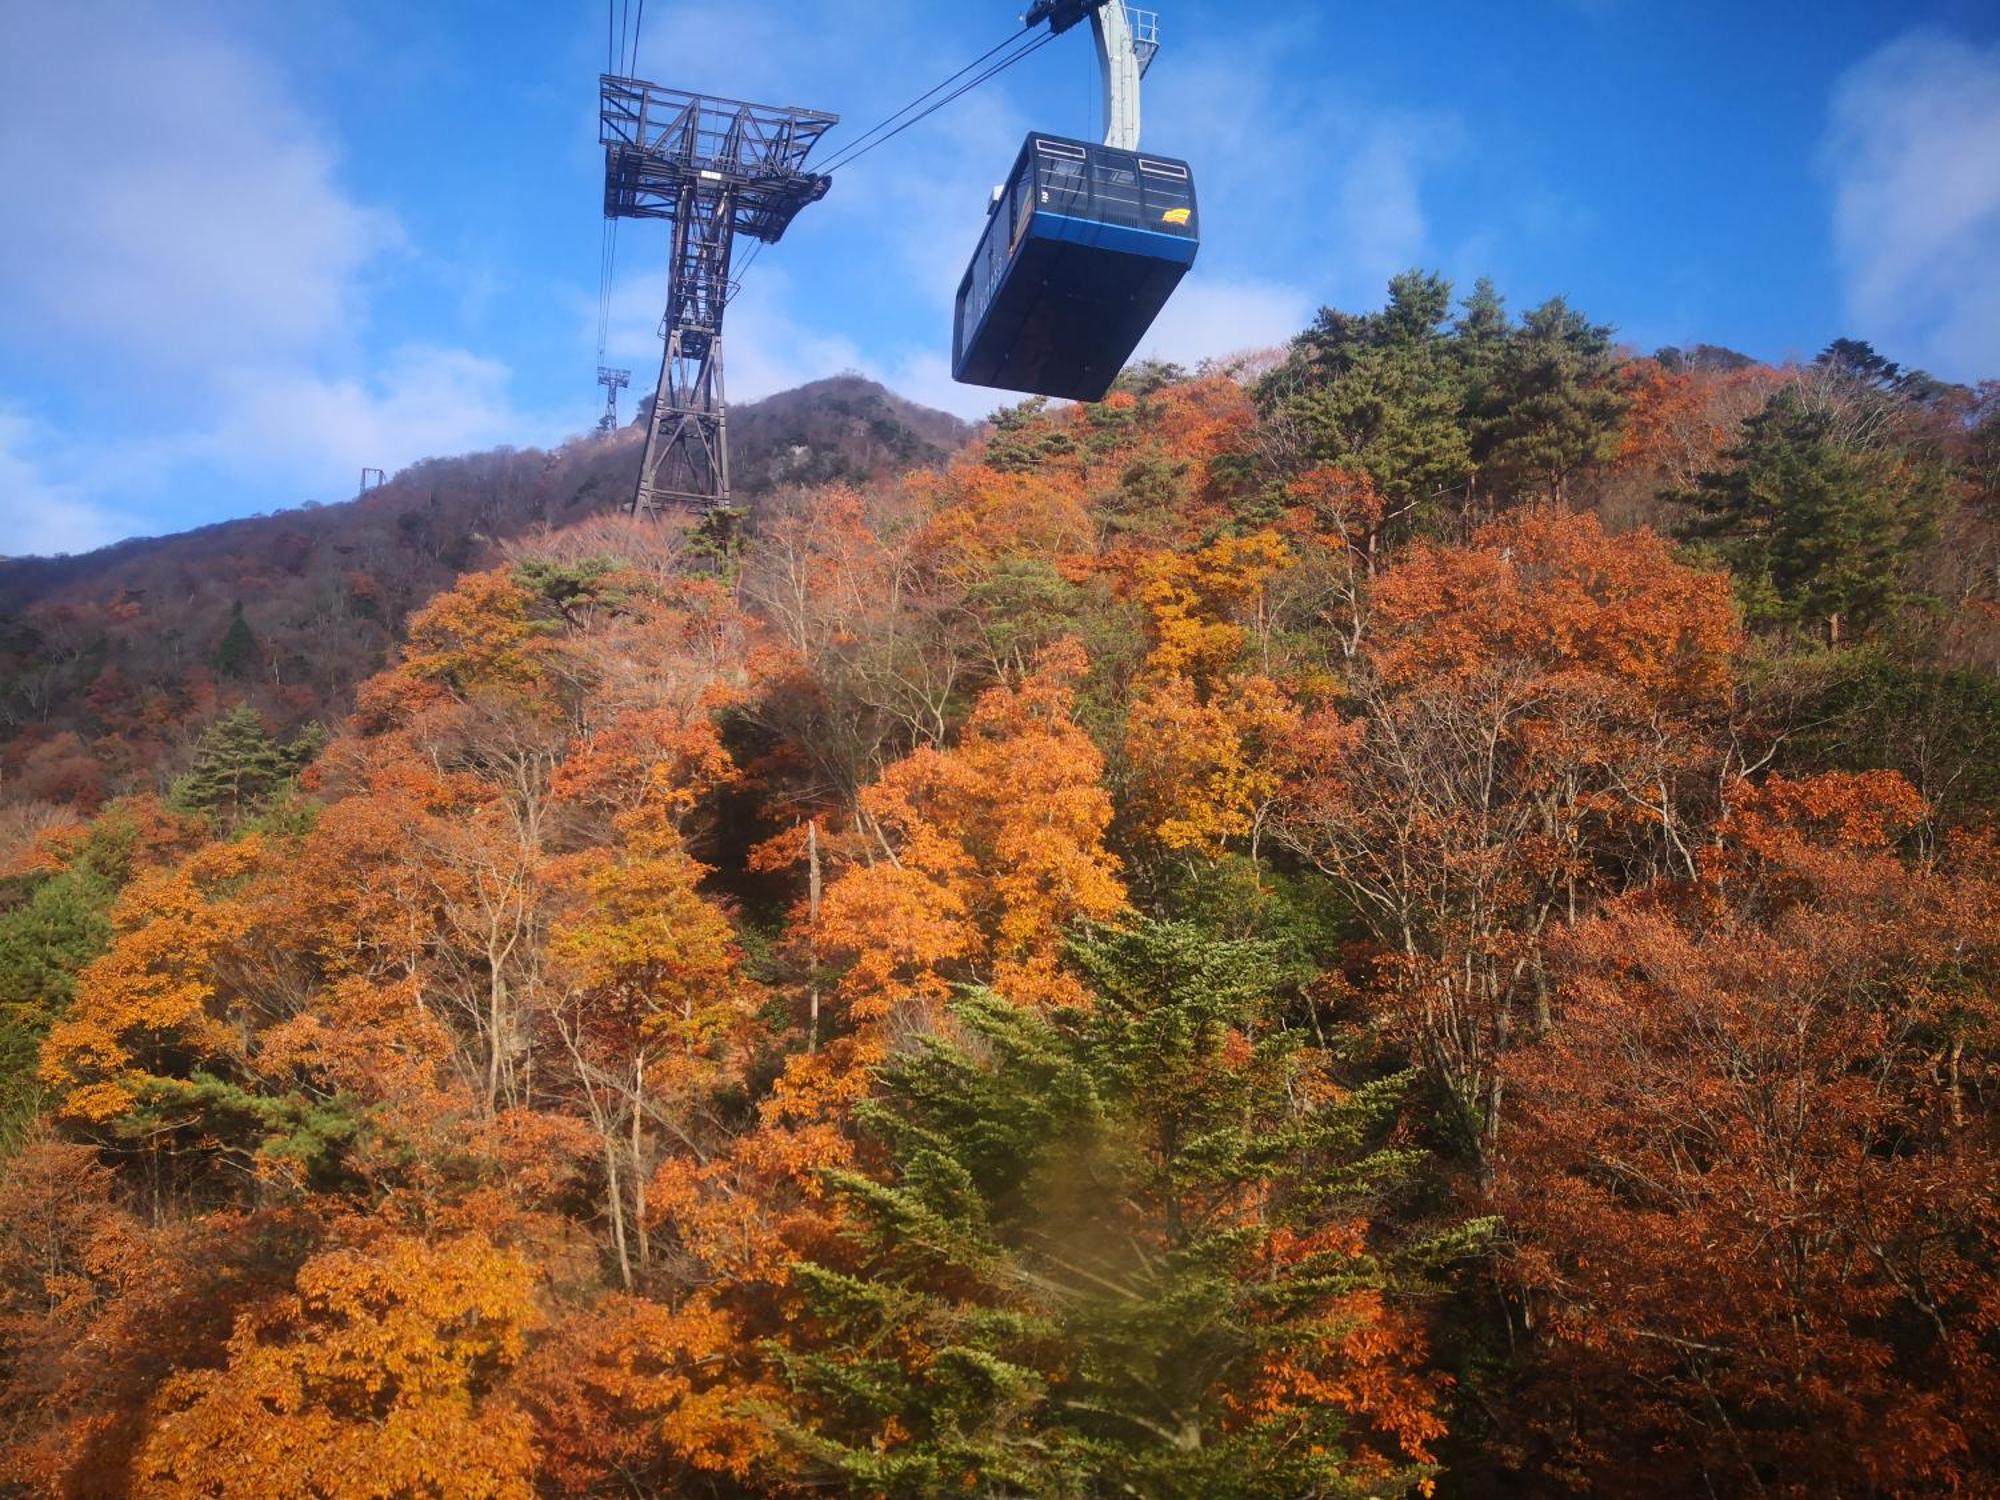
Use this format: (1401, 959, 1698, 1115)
(1160, 207, 1191, 225)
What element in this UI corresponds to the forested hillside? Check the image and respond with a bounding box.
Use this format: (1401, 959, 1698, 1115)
(0, 375, 972, 819)
(1, 274, 1996, 1497)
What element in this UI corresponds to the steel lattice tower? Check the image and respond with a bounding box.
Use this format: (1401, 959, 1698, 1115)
(599, 77, 837, 517)
(595, 366, 630, 433)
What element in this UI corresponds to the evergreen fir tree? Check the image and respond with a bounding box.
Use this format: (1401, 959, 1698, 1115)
(0, 807, 151, 1154)
(1261, 271, 1476, 519)
(280, 719, 330, 774)
(170, 705, 289, 822)
(1680, 387, 1942, 639)
(213, 600, 258, 678)
(770, 921, 1480, 1497)
(1472, 296, 1629, 506)
(1452, 278, 1512, 382)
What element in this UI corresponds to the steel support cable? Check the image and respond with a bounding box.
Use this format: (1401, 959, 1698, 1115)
(597, 0, 622, 367)
(732, 27, 1052, 304)
(596, 218, 621, 362)
(729, 239, 765, 299)
(820, 30, 1054, 174)
(598, 0, 642, 371)
(822, 27, 1056, 174)
(817, 25, 1045, 175)
(596, 222, 608, 358)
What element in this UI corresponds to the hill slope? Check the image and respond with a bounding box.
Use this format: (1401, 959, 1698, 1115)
(0, 377, 974, 806)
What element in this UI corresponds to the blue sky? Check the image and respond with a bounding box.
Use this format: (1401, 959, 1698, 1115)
(1, 0, 1996, 556)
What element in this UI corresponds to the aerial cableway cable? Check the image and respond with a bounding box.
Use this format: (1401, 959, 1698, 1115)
(815, 27, 1035, 174)
(596, 217, 620, 363)
(817, 24, 1059, 175)
(726, 21, 1055, 309)
(595, 0, 648, 369)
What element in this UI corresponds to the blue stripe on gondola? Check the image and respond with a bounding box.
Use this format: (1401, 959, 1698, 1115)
(954, 209, 1197, 358)
(1028, 212, 1200, 263)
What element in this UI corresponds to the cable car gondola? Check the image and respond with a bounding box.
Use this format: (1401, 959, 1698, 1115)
(953, 132, 1198, 402)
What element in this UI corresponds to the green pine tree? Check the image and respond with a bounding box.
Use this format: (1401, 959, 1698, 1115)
(170, 704, 290, 822)
(1472, 296, 1628, 506)
(281, 719, 330, 774)
(1452, 278, 1512, 386)
(1680, 387, 1942, 639)
(213, 600, 258, 678)
(1260, 271, 1477, 520)
(514, 557, 628, 626)
(768, 921, 1485, 1498)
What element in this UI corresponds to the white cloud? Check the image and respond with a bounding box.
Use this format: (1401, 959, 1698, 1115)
(0, 409, 150, 556)
(593, 263, 868, 400)
(1331, 117, 1454, 299)
(831, 87, 1032, 314)
(1134, 276, 1317, 371)
(199, 347, 566, 498)
(593, 256, 1001, 420)
(1824, 30, 2000, 382)
(0, 2, 562, 553)
(720, 274, 871, 400)
(0, 345, 563, 553)
(0, 1, 396, 371)
(1149, 27, 1457, 315)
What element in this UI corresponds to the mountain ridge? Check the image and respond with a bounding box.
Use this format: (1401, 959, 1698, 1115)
(0, 375, 976, 806)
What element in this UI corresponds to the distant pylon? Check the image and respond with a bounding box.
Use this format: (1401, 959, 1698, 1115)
(596, 366, 631, 433)
(358, 467, 385, 498)
(599, 77, 837, 516)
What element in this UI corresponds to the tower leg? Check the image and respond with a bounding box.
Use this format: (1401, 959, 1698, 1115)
(631, 332, 729, 516)
(628, 183, 735, 518)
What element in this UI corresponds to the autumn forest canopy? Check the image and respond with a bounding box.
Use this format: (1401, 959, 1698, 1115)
(0, 274, 1997, 1497)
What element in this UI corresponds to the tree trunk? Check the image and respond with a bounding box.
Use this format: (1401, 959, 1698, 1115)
(604, 1135, 633, 1290)
(631, 1054, 650, 1271)
(808, 818, 823, 1052)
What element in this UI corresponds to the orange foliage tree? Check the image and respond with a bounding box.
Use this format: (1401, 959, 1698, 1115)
(40, 839, 262, 1129)
(547, 786, 753, 1288)
(511, 1292, 774, 1496)
(1122, 531, 1303, 864)
(820, 637, 1126, 1017)
(137, 1233, 541, 1499)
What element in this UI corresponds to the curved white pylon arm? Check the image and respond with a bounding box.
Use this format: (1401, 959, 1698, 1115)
(1091, 0, 1141, 150)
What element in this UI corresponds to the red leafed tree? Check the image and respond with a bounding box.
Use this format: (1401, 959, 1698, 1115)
(510, 1293, 775, 1495)
(1275, 509, 1742, 1179)
(0, 1137, 307, 1499)
(1497, 771, 2000, 1494)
